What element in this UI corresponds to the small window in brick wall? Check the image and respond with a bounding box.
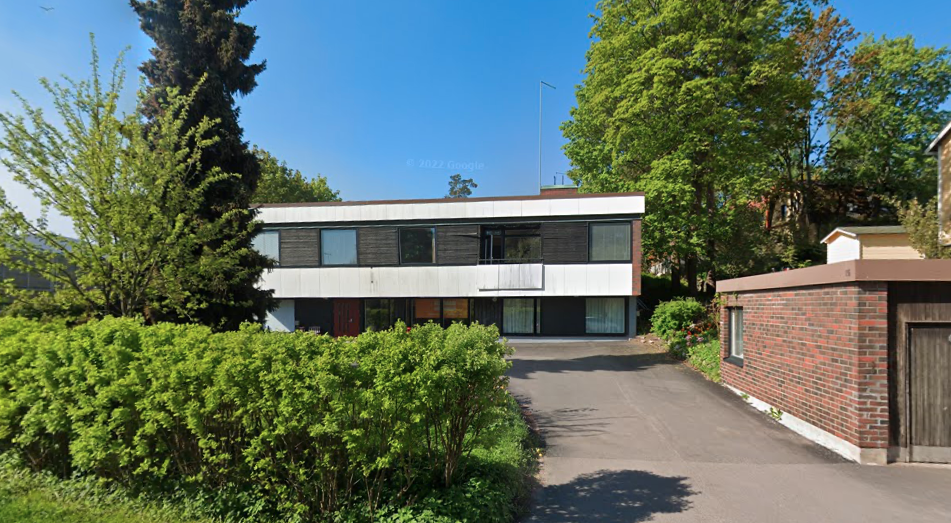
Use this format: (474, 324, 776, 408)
(728, 308, 744, 360)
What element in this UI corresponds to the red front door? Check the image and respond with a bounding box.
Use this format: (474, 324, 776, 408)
(333, 299, 361, 337)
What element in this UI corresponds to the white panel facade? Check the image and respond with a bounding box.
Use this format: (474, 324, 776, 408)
(260, 264, 633, 298)
(257, 194, 645, 224)
(265, 299, 295, 332)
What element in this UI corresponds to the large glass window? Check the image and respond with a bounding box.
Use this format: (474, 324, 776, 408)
(414, 298, 441, 324)
(400, 227, 436, 264)
(589, 222, 631, 262)
(365, 299, 396, 332)
(729, 308, 744, 359)
(585, 297, 625, 334)
(252, 230, 280, 264)
(503, 298, 536, 334)
(321, 229, 357, 265)
(481, 226, 541, 264)
(441, 298, 469, 327)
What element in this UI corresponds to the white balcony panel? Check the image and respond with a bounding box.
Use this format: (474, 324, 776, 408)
(259, 264, 633, 298)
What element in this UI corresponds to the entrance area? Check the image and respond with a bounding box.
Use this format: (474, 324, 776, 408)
(332, 299, 361, 337)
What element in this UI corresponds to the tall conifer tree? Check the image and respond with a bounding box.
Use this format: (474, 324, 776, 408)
(130, 0, 273, 328)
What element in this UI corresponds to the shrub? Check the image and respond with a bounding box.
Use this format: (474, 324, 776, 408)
(650, 298, 706, 340)
(0, 317, 528, 522)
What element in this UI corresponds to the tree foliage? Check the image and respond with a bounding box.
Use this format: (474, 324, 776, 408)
(252, 147, 340, 204)
(826, 35, 951, 220)
(563, 0, 810, 290)
(898, 198, 951, 259)
(566, 1, 951, 280)
(0, 43, 267, 325)
(447, 173, 478, 198)
(131, 0, 272, 328)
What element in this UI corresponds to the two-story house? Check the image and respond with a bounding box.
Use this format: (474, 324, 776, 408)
(253, 188, 644, 337)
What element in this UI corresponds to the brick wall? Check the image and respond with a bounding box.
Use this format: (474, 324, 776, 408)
(720, 282, 889, 449)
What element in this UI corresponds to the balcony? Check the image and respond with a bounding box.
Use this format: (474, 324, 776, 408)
(476, 262, 544, 291)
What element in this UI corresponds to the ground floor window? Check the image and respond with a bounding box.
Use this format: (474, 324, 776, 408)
(414, 298, 441, 325)
(365, 299, 396, 332)
(585, 297, 625, 334)
(503, 298, 537, 335)
(441, 298, 469, 327)
(728, 308, 744, 359)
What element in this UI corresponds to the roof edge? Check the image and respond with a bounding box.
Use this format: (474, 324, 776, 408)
(717, 259, 951, 293)
(926, 120, 951, 153)
(252, 191, 645, 208)
(820, 228, 856, 244)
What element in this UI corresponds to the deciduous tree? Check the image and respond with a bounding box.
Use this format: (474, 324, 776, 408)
(826, 35, 951, 221)
(0, 44, 268, 325)
(252, 147, 340, 204)
(562, 0, 810, 291)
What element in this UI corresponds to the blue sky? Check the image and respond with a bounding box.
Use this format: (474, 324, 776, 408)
(1, 1, 949, 234)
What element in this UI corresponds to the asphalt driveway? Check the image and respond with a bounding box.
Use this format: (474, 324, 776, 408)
(506, 339, 951, 523)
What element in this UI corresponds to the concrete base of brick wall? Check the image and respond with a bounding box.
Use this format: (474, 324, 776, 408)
(726, 385, 887, 465)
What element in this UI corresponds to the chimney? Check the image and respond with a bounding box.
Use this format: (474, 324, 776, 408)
(540, 184, 579, 197)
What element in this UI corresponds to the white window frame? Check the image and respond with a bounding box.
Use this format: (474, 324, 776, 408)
(728, 307, 744, 359)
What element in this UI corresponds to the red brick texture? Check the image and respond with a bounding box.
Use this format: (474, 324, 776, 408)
(720, 282, 889, 449)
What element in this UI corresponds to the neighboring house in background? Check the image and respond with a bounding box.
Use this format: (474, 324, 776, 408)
(0, 234, 71, 292)
(252, 187, 644, 337)
(0, 263, 55, 291)
(925, 120, 951, 246)
(821, 226, 922, 264)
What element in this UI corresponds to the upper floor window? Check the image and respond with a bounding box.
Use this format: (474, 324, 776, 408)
(400, 227, 435, 264)
(321, 229, 357, 266)
(481, 225, 541, 264)
(589, 222, 631, 262)
(252, 230, 280, 265)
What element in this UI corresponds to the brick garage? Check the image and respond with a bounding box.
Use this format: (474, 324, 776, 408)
(717, 260, 951, 465)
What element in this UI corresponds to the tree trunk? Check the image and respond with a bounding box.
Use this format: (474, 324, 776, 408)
(685, 254, 698, 297)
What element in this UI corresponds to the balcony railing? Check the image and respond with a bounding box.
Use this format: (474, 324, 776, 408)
(478, 257, 543, 265)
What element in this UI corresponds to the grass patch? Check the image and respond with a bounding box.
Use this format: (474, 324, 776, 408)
(0, 455, 215, 523)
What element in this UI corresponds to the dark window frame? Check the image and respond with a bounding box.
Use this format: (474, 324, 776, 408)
(480, 224, 542, 264)
(320, 228, 359, 267)
(588, 221, 633, 263)
(398, 226, 437, 265)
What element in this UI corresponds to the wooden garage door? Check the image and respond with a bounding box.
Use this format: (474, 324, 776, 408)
(909, 324, 951, 463)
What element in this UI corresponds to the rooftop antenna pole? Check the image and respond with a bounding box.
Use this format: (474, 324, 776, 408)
(538, 81, 556, 193)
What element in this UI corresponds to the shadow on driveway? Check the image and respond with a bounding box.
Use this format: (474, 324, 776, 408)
(528, 469, 695, 522)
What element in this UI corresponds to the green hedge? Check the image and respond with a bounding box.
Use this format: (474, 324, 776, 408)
(0, 317, 528, 522)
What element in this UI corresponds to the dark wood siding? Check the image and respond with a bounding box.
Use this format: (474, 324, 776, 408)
(436, 225, 479, 265)
(358, 227, 399, 266)
(909, 324, 951, 461)
(541, 222, 587, 263)
(888, 282, 951, 459)
(280, 229, 320, 267)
